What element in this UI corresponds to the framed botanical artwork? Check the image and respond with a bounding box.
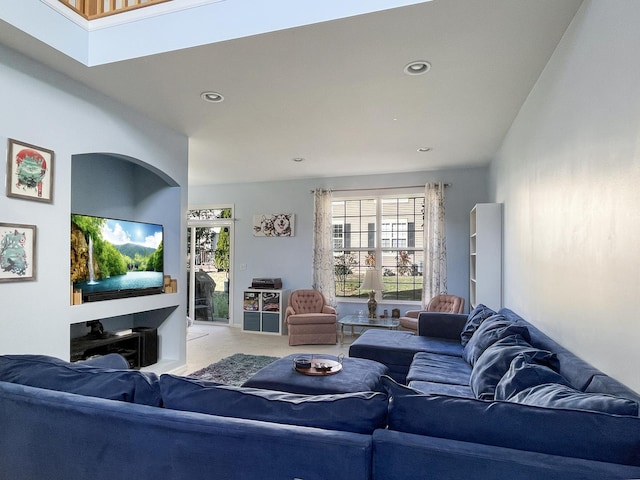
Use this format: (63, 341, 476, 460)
(253, 213, 295, 237)
(6, 138, 54, 203)
(0, 223, 37, 282)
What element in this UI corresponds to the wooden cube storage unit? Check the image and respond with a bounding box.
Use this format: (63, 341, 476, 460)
(242, 289, 289, 335)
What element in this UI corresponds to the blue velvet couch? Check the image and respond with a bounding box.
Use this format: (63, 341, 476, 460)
(0, 354, 378, 480)
(350, 307, 640, 479)
(2, 305, 640, 480)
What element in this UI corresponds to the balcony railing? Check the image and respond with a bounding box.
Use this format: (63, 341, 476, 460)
(58, 0, 171, 20)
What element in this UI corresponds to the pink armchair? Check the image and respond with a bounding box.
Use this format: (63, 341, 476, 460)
(285, 290, 337, 346)
(399, 294, 465, 333)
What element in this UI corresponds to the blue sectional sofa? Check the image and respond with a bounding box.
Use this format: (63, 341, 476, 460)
(1, 306, 639, 480)
(350, 307, 640, 479)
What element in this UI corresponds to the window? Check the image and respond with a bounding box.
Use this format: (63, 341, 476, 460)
(381, 220, 408, 248)
(332, 194, 424, 301)
(332, 224, 344, 250)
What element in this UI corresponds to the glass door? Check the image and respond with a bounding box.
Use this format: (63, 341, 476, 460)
(187, 208, 233, 324)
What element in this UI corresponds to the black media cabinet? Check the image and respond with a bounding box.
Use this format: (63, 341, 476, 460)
(70, 326, 158, 369)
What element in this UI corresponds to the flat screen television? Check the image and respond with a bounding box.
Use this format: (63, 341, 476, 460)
(71, 214, 164, 302)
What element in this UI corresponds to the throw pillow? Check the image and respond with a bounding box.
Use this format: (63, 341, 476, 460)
(469, 335, 558, 400)
(160, 374, 388, 434)
(462, 314, 531, 366)
(460, 304, 496, 347)
(0, 354, 162, 406)
(509, 382, 639, 416)
(494, 353, 570, 401)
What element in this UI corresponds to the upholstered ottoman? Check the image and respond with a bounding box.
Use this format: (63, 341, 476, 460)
(242, 354, 388, 394)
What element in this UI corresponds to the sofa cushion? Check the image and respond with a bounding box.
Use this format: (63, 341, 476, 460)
(350, 329, 463, 361)
(373, 429, 640, 480)
(462, 314, 531, 366)
(509, 383, 639, 416)
(160, 374, 388, 434)
(381, 375, 640, 467)
(349, 329, 463, 382)
(460, 304, 496, 347)
(0, 354, 162, 406)
(408, 380, 474, 398)
(470, 336, 558, 400)
(287, 313, 336, 324)
(494, 353, 570, 400)
(406, 352, 471, 386)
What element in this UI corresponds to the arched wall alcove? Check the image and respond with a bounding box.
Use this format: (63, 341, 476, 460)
(72, 152, 178, 211)
(70, 152, 185, 372)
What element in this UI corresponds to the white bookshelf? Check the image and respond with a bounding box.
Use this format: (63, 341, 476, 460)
(470, 203, 502, 310)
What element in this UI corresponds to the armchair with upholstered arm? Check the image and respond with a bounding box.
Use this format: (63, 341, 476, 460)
(285, 289, 337, 346)
(399, 294, 465, 333)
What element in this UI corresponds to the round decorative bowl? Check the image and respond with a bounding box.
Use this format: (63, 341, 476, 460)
(293, 357, 312, 369)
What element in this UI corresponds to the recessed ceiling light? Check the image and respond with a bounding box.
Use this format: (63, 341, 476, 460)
(200, 91, 224, 103)
(404, 61, 431, 76)
(292, 157, 305, 162)
(417, 147, 432, 152)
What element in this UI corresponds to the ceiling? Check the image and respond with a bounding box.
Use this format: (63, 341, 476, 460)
(0, 0, 582, 186)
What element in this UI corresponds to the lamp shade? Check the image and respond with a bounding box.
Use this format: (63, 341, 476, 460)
(361, 269, 384, 291)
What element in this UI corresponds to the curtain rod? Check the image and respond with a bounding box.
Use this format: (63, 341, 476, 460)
(310, 183, 451, 193)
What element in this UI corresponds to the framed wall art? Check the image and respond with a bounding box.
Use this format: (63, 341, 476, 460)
(253, 213, 295, 237)
(0, 223, 37, 282)
(6, 138, 54, 203)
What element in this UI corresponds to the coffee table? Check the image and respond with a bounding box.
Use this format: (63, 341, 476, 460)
(338, 314, 400, 345)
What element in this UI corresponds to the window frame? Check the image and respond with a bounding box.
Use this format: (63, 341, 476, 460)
(331, 190, 424, 304)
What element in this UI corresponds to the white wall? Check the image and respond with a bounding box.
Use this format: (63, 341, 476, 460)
(491, 0, 640, 392)
(3, 0, 432, 67)
(189, 166, 489, 325)
(0, 44, 188, 367)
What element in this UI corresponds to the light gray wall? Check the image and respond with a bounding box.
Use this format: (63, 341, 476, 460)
(491, 0, 640, 392)
(189, 167, 489, 324)
(0, 0, 435, 67)
(0, 44, 188, 366)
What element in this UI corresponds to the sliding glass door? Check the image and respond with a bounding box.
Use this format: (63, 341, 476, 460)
(187, 208, 233, 324)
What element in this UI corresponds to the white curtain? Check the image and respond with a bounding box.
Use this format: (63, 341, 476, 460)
(423, 182, 447, 305)
(312, 189, 336, 307)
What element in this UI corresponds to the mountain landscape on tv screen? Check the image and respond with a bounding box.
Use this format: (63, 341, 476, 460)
(71, 214, 164, 301)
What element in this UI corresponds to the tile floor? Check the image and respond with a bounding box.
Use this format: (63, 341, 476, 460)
(185, 322, 350, 375)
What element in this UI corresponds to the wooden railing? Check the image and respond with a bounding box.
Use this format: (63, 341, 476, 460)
(58, 0, 172, 20)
